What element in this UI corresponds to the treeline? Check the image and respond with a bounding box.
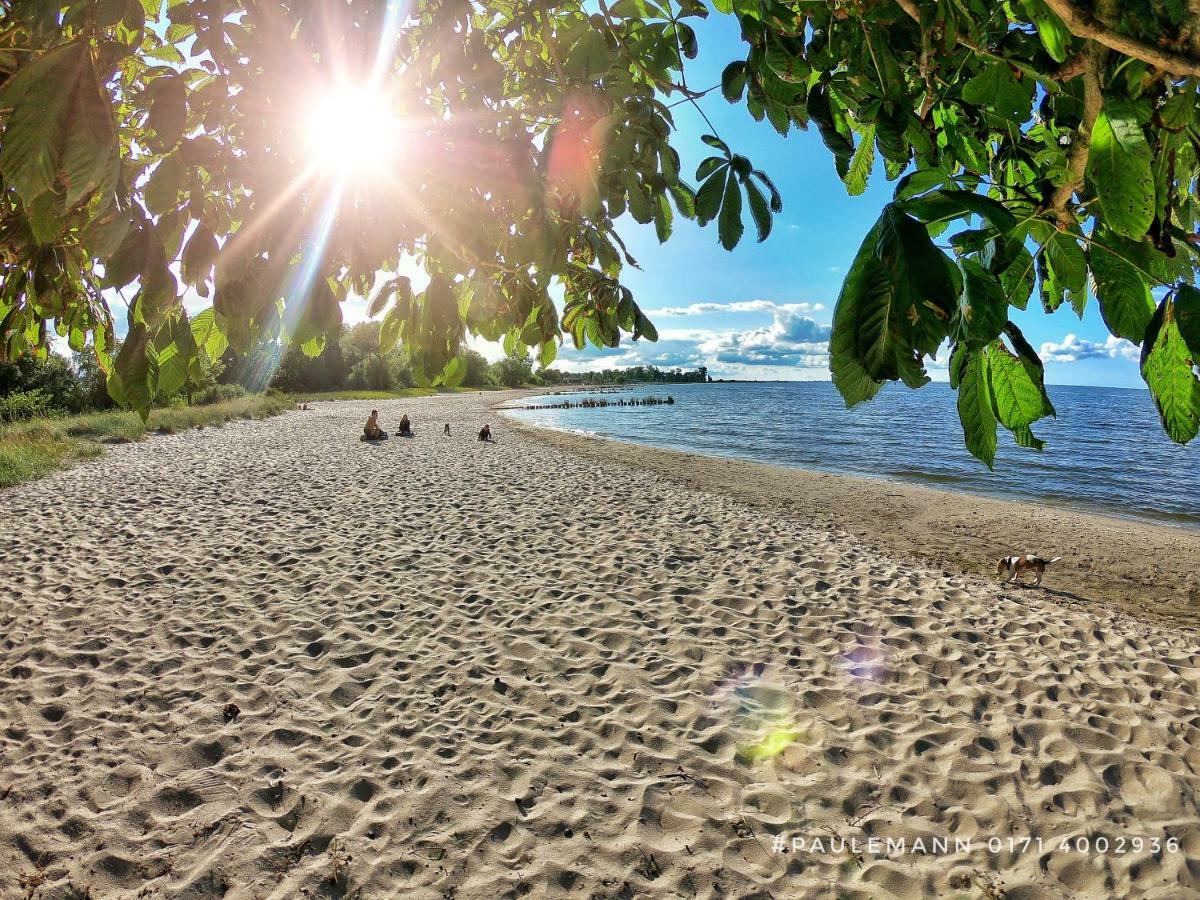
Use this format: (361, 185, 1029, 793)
(253, 328, 714, 391)
(0, 345, 244, 422)
(1, 322, 713, 422)
(539, 365, 711, 385)
(262, 323, 510, 392)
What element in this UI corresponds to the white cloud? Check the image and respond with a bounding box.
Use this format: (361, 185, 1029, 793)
(1039, 333, 1140, 363)
(696, 311, 831, 368)
(654, 300, 824, 317)
(550, 308, 834, 377)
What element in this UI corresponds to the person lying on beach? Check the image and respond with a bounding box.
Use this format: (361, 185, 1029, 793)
(397, 414, 413, 437)
(443, 423, 451, 436)
(478, 424, 492, 442)
(362, 410, 387, 441)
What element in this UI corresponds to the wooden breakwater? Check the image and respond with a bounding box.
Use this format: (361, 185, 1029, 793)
(521, 396, 675, 410)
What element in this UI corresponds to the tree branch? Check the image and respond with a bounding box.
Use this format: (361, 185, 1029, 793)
(1042, 0, 1200, 77)
(892, 0, 1060, 88)
(1047, 44, 1103, 225)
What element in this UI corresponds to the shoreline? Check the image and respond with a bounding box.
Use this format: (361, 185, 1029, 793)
(507, 417, 1200, 532)
(502, 404, 1200, 628)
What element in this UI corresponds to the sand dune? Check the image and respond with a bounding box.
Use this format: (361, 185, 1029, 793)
(2, 393, 1198, 899)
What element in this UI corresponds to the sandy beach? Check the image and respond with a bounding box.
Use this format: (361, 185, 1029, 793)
(3, 392, 1199, 899)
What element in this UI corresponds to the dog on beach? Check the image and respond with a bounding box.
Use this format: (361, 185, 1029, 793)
(996, 554, 1062, 586)
(478, 424, 492, 442)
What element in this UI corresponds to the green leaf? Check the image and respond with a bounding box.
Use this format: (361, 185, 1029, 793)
(956, 346, 998, 468)
(27, 190, 66, 245)
(831, 205, 957, 388)
(438, 354, 466, 388)
(1159, 91, 1194, 131)
(625, 173, 654, 224)
(1004, 321, 1056, 418)
(872, 206, 958, 357)
(1140, 298, 1200, 444)
(750, 170, 782, 213)
(82, 210, 131, 257)
(1088, 105, 1155, 239)
(830, 222, 886, 407)
(843, 124, 875, 197)
(0, 41, 119, 207)
(1043, 230, 1087, 316)
(653, 191, 673, 243)
(565, 29, 611, 80)
(717, 170, 743, 251)
(190, 307, 228, 361)
(154, 325, 190, 399)
(721, 61, 748, 103)
(1089, 232, 1155, 342)
(696, 156, 725, 181)
(181, 222, 218, 288)
(111, 321, 153, 419)
(988, 340, 1046, 431)
(539, 339, 558, 368)
(1020, 0, 1071, 62)
(961, 63, 1034, 122)
(145, 73, 187, 152)
(744, 177, 772, 242)
(694, 170, 725, 225)
(957, 259, 1007, 347)
(669, 182, 696, 219)
(806, 82, 853, 172)
(633, 308, 658, 341)
(1175, 284, 1200, 357)
(145, 152, 185, 215)
(300, 335, 325, 358)
(999, 246, 1036, 311)
(380, 304, 405, 353)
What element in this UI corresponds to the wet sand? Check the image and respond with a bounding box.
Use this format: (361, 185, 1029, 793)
(511, 411, 1200, 628)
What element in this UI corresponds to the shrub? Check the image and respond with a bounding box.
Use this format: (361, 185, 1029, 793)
(0, 389, 56, 422)
(194, 383, 248, 405)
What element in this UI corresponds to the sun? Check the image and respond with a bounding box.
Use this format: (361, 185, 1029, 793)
(303, 85, 401, 175)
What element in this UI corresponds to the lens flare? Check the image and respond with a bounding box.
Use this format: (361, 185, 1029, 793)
(708, 663, 821, 767)
(838, 637, 888, 685)
(304, 87, 401, 176)
(262, 0, 407, 387)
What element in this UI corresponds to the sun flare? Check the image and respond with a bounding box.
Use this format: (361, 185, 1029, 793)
(303, 85, 401, 175)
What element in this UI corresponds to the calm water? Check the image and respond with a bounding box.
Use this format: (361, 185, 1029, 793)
(506, 381, 1200, 529)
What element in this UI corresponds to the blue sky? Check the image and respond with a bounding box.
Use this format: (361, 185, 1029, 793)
(536, 13, 1145, 389)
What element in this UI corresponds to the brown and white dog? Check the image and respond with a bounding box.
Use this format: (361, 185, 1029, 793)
(997, 554, 1062, 586)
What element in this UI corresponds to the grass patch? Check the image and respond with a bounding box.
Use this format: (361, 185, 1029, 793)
(0, 426, 104, 488)
(0, 394, 291, 489)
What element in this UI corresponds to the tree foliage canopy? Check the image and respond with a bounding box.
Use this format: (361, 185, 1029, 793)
(2, 0, 1199, 464)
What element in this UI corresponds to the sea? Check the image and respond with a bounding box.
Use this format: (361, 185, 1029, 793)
(504, 381, 1200, 529)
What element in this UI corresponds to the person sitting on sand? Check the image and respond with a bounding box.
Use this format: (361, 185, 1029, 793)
(363, 409, 386, 440)
(397, 414, 413, 437)
(443, 423, 451, 436)
(478, 424, 492, 442)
